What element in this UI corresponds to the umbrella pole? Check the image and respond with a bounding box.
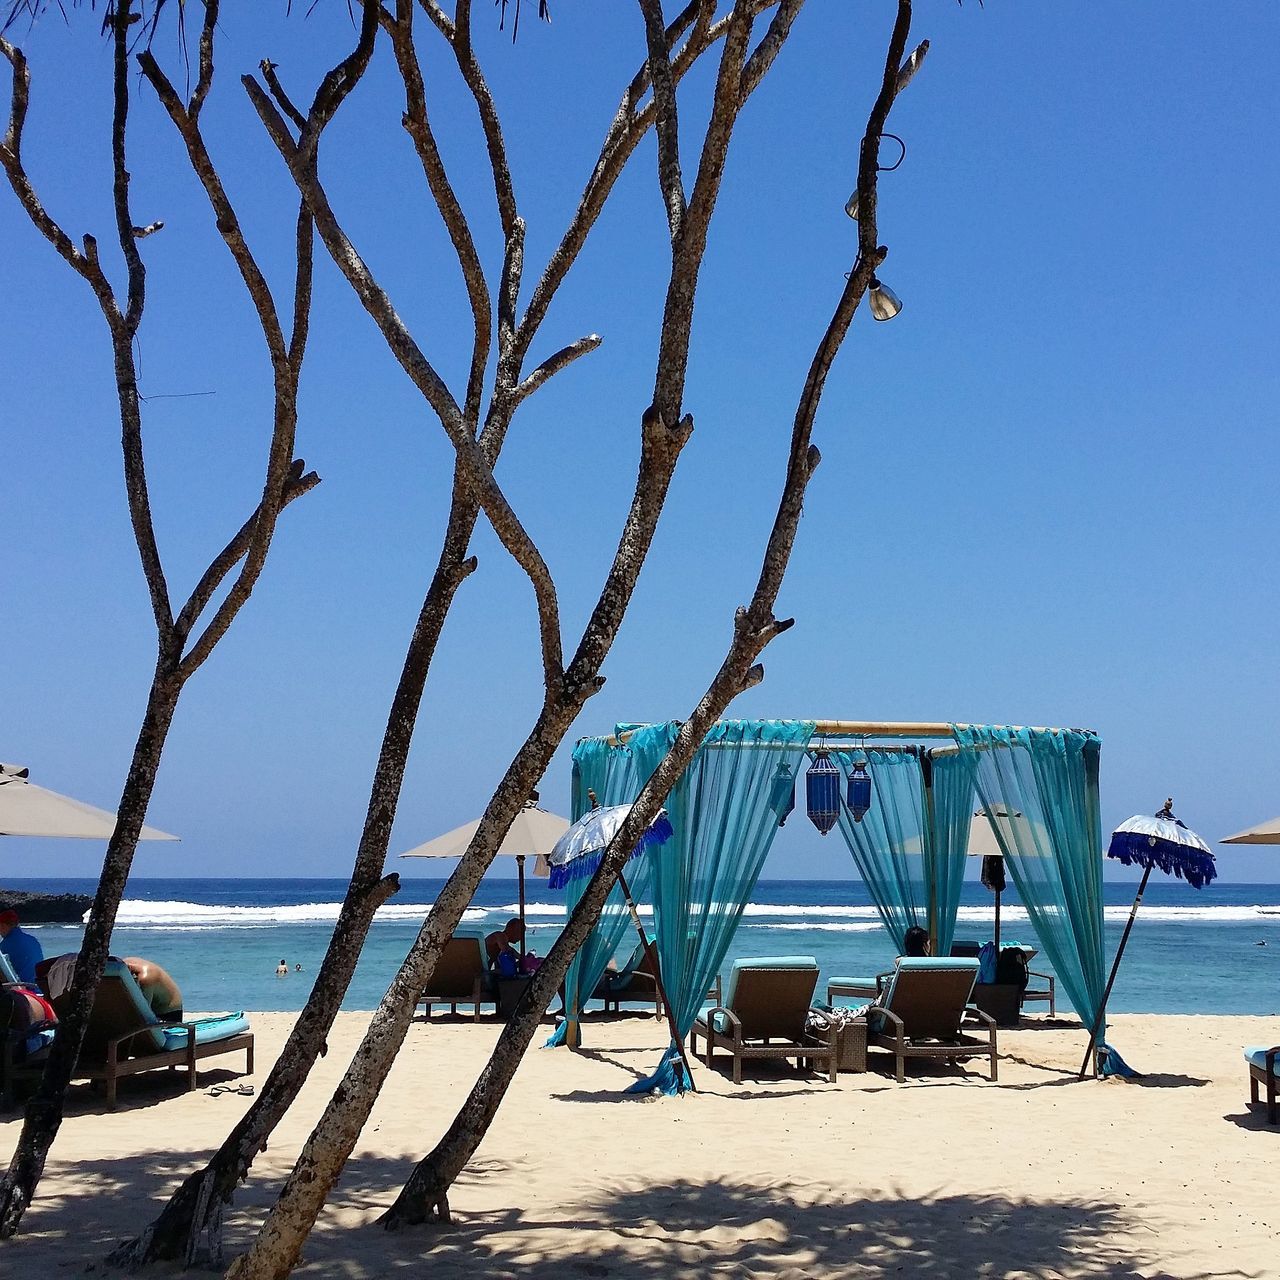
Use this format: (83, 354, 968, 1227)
(617, 868, 697, 1093)
(1078, 863, 1151, 1081)
(516, 855, 527, 961)
(994, 887, 1001, 951)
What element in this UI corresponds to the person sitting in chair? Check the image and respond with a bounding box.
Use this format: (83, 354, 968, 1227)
(903, 925, 931, 957)
(485, 918, 524, 979)
(0, 910, 43, 984)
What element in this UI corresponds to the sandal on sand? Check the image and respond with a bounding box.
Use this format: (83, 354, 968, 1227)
(207, 1084, 255, 1098)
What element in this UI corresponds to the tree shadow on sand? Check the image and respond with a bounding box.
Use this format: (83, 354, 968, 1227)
(16, 1154, 1266, 1278)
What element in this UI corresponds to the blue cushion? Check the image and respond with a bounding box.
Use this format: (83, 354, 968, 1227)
(1244, 1045, 1280, 1076)
(698, 1003, 731, 1035)
(829, 975, 879, 989)
(161, 1012, 251, 1050)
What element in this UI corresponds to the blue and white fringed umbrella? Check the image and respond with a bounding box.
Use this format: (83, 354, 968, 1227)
(546, 800, 673, 890)
(549, 790, 696, 1090)
(1080, 799, 1216, 1080)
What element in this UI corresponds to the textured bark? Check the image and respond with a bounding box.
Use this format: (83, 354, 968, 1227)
(115, 1, 737, 1268)
(384, 0, 922, 1229)
(221, 5, 823, 1277)
(0, 0, 319, 1236)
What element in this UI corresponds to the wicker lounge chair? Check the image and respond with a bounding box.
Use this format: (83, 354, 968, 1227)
(1245, 1044, 1279, 1124)
(31, 958, 252, 1109)
(593, 943, 722, 1018)
(690, 955, 836, 1085)
(418, 932, 496, 1020)
(867, 957, 997, 1083)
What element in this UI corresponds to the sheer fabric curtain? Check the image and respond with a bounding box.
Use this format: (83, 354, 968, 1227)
(831, 748, 928, 953)
(952, 725, 1105, 1030)
(625, 719, 814, 1094)
(547, 736, 652, 1048)
(924, 748, 978, 956)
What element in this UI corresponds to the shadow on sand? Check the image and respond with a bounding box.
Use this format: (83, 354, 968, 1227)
(17, 1154, 1263, 1278)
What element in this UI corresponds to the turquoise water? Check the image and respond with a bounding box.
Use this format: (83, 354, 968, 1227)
(8, 877, 1280, 1017)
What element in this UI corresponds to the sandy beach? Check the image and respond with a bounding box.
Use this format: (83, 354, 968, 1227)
(1, 1009, 1275, 1277)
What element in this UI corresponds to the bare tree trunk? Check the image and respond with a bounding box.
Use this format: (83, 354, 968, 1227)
(0, 0, 320, 1235)
(0, 669, 177, 1236)
(112, 2, 736, 1266)
(382, 0, 923, 1229)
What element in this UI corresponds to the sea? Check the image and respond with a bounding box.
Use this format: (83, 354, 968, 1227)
(6, 878, 1280, 1017)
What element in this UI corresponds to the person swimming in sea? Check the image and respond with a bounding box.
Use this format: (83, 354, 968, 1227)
(275, 959, 288, 976)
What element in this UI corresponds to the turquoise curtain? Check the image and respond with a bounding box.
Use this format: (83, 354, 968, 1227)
(924, 747, 978, 956)
(546, 736, 653, 1048)
(952, 726, 1105, 1031)
(830, 749, 928, 953)
(625, 719, 814, 1094)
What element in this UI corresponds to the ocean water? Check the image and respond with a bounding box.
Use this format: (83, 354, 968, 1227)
(7, 877, 1280, 1018)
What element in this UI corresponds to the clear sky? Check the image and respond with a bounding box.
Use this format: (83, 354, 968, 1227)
(3, 2, 1278, 885)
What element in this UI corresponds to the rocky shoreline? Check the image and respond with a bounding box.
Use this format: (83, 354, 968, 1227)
(0, 887, 91, 924)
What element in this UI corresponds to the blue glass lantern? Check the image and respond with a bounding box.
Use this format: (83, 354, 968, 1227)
(847, 758, 872, 823)
(769, 760, 796, 827)
(806, 748, 841, 835)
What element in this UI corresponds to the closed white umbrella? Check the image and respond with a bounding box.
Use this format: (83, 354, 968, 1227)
(0, 763, 178, 841)
(399, 798, 568, 947)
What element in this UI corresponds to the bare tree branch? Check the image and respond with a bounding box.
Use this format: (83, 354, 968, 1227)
(511, 333, 602, 408)
(638, 0, 685, 242)
(385, 0, 491, 425)
(418, 0, 518, 238)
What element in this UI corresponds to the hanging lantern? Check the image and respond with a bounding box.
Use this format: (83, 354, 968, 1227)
(847, 758, 872, 823)
(769, 760, 796, 827)
(806, 748, 841, 835)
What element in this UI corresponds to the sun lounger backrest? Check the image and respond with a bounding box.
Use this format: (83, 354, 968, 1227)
(0, 950, 18, 984)
(424, 933, 488, 998)
(725, 956, 818, 1042)
(880, 958, 979, 1040)
(49, 959, 167, 1061)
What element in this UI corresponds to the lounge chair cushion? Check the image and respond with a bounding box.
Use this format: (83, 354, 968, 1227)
(161, 1013, 251, 1050)
(829, 975, 879, 989)
(1244, 1046, 1280, 1076)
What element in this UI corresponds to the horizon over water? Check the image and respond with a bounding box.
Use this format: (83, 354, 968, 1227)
(7, 877, 1279, 1019)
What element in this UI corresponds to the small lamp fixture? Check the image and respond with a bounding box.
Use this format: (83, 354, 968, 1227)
(869, 276, 902, 321)
(846, 757, 872, 823)
(769, 760, 796, 828)
(844, 189, 860, 220)
(806, 747, 842, 836)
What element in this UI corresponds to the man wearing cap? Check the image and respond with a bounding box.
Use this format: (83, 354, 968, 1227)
(0, 909, 44, 984)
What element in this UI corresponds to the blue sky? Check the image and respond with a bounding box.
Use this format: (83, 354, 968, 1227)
(3, 2, 1278, 884)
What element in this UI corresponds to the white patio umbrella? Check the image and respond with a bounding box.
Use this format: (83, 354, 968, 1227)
(1220, 816, 1280, 845)
(0, 763, 178, 841)
(398, 797, 568, 949)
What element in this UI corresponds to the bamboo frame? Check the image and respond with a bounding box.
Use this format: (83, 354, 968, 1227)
(605, 721, 1092, 747)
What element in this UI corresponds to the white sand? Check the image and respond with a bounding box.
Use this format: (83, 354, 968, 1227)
(2, 1010, 1276, 1277)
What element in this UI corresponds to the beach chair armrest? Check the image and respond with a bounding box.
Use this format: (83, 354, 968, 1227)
(106, 1026, 168, 1054)
(963, 1005, 998, 1031)
(1027, 970, 1053, 982)
(1267, 1047, 1280, 1071)
(875, 970, 894, 993)
(875, 1007, 906, 1043)
(707, 1006, 742, 1041)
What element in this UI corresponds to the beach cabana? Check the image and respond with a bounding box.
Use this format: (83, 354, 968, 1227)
(551, 720, 1107, 1093)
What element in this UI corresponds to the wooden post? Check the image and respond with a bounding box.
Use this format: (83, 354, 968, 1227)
(515, 854, 527, 961)
(1078, 863, 1151, 1080)
(921, 753, 939, 953)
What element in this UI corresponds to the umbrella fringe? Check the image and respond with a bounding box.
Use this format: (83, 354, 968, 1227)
(548, 814, 674, 891)
(1106, 832, 1217, 889)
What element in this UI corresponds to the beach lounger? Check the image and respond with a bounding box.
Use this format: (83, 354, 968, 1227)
(867, 957, 998, 1083)
(690, 955, 836, 1085)
(1245, 1044, 1279, 1124)
(0, 951, 18, 984)
(32, 958, 252, 1109)
(592, 943, 723, 1019)
(418, 932, 496, 1021)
